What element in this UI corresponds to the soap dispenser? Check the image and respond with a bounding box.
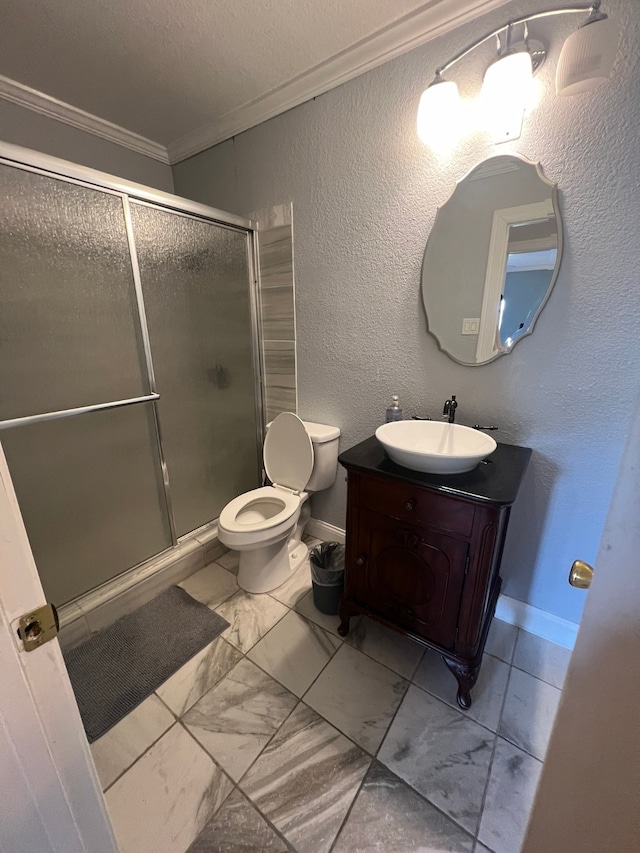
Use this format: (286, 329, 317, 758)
(385, 395, 403, 423)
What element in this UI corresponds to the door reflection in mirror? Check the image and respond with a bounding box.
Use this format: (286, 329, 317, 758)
(501, 223, 558, 349)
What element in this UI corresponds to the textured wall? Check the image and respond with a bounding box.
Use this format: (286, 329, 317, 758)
(174, 0, 640, 624)
(0, 99, 174, 192)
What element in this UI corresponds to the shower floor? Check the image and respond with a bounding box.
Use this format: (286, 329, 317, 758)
(90, 534, 570, 853)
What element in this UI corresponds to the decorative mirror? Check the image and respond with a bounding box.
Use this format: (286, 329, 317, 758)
(421, 154, 562, 365)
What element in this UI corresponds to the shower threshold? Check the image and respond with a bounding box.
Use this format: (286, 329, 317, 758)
(56, 521, 226, 653)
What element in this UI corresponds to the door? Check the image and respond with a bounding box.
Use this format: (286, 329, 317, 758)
(355, 508, 469, 648)
(128, 201, 260, 537)
(0, 441, 118, 853)
(0, 160, 173, 607)
(522, 394, 640, 852)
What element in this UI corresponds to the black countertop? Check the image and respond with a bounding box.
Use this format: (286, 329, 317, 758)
(338, 435, 532, 507)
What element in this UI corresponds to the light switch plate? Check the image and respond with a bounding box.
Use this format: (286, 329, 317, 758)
(462, 318, 480, 335)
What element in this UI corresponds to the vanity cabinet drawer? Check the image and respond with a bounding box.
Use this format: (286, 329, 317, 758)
(358, 472, 474, 537)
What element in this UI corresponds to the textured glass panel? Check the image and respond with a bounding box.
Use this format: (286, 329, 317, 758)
(2, 403, 172, 605)
(130, 203, 259, 536)
(0, 164, 148, 420)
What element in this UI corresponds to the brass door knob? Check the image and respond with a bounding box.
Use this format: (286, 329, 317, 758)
(569, 559, 594, 589)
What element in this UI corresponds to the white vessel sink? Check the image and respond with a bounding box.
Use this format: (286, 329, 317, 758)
(375, 420, 497, 475)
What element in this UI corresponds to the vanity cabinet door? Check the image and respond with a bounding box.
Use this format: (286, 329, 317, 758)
(353, 509, 469, 650)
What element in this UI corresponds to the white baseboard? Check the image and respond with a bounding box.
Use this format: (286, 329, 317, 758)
(495, 595, 578, 650)
(306, 518, 346, 544)
(308, 518, 579, 650)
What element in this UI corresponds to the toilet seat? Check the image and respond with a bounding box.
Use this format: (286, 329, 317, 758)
(218, 414, 315, 553)
(264, 412, 314, 491)
(219, 485, 302, 535)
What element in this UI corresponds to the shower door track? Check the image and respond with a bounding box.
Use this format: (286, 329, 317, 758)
(0, 140, 254, 230)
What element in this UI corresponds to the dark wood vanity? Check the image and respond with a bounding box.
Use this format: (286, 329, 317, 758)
(338, 436, 531, 708)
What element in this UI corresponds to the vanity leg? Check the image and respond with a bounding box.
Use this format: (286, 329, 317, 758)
(442, 656, 481, 710)
(337, 597, 352, 637)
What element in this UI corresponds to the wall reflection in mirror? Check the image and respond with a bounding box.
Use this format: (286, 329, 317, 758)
(421, 155, 562, 365)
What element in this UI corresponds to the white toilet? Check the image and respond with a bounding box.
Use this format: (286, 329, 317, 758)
(218, 412, 340, 594)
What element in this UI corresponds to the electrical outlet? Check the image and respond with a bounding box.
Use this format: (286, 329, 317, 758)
(462, 318, 480, 335)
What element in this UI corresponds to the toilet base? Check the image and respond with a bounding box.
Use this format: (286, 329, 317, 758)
(237, 538, 309, 594)
(288, 538, 309, 574)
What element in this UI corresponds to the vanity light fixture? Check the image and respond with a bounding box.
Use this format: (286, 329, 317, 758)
(417, 2, 617, 146)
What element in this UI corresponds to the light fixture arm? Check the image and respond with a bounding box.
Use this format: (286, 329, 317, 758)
(434, 3, 602, 76)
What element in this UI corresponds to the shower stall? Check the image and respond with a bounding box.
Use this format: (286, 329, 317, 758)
(0, 142, 263, 608)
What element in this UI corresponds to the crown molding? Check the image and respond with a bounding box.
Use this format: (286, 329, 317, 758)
(167, 0, 510, 163)
(0, 0, 510, 166)
(0, 75, 170, 164)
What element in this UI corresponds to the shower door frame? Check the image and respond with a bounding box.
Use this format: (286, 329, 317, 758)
(0, 139, 265, 562)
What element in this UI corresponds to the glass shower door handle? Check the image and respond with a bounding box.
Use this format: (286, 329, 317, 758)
(0, 393, 160, 432)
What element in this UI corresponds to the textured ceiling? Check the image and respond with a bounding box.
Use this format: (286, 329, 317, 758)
(0, 0, 509, 159)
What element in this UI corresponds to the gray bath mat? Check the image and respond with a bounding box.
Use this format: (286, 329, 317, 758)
(64, 585, 229, 743)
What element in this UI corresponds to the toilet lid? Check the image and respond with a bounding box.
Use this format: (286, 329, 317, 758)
(264, 412, 314, 492)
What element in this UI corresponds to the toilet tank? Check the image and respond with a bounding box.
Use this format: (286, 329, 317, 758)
(301, 421, 341, 491)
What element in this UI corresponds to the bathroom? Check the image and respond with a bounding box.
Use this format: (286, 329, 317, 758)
(1, 0, 639, 851)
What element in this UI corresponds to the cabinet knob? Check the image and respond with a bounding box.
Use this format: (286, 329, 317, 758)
(355, 556, 365, 566)
(405, 500, 415, 511)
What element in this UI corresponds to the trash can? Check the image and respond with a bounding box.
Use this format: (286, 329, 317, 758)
(310, 542, 345, 615)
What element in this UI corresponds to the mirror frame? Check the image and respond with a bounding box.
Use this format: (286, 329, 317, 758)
(421, 153, 563, 366)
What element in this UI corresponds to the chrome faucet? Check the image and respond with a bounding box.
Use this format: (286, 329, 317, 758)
(443, 395, 458, 423)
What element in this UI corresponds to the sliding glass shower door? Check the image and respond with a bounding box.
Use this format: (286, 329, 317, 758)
(0, 165, 150, 418)
(129, 202, 260, 537)
(0, 154, 260, 606)
(1, 406, 173, 605)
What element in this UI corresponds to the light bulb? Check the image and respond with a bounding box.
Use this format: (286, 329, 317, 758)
(417, 78, 462, 149)
(481, 50, 533, 143)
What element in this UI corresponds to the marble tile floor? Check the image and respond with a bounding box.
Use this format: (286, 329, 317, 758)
(90, 537, 571, 853)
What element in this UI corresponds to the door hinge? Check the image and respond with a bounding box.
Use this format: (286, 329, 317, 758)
(17, 603, 59, 652)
